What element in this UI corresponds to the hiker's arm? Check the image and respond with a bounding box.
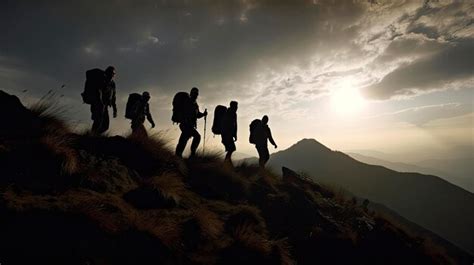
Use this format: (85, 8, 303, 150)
(233, 116, 237, 140)
(146, 105, 155, 128)
(111, 86, 117, 117)
(197, 108, 208, 119)
(268, 128, 277, 148)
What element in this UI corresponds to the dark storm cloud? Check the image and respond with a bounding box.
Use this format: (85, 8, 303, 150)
(0, 0, 365, 94)
(362, 0, 474, 99)
(365, 38, 474, 99)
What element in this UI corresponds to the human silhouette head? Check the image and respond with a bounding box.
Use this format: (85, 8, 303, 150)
(142, 91, 150, 102)
(190, 87, 199, 100)
(105, 66, 116, 80)
(229, 101, 238, 112)
(262, 115, 269, 125)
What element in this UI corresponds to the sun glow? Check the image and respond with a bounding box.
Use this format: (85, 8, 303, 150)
(330, 80, 366, 116)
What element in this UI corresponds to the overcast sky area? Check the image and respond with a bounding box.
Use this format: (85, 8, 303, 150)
(1, 0, 473, 161)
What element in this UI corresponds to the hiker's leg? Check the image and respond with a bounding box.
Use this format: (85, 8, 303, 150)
(256, 145, 264, 167)
(131, 119, 141, 132)
(131, 120, 147, 137)
(262, 146, 270, 166)
(99, 108, 110, 134)
(190, 128, 201, 157)
(223, 134, 235, 161)
(176, 124, 190, 157)
(256, 145, 269, 168)
(225, 150, 234, 162)
(91, 119, 100, 134)
(138, 124, 147, 137)
(91, 104, 102, 134)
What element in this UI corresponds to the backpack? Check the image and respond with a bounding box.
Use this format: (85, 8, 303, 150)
(211, 105, 227, 135)
(125, 93, 142, 119)
(81, 68, 104, 104)
(172, 92, 191, 123)
(249, 119, 262, 144)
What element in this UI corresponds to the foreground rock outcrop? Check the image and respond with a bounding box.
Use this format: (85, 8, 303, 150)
(0, 91, 470, 265)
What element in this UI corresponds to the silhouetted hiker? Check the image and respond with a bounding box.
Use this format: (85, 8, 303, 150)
(125, 91, 155, 137)
(82, 66, 117, 134)
(212, 101, 238, 162)
(221, 101, 238, 162)
(173, 87, 208, 158)
(249, 115, 277, 168)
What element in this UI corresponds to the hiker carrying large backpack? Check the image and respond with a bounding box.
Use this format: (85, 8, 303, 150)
(82, 66, 118, 134)
(212, 101, 238, 162)
(249, 115, 277, 168)
(172, 91, 192, 124)
(82, 68, 104, 105)
(126, 92, 155, 137)
(173, 87, 208, 158)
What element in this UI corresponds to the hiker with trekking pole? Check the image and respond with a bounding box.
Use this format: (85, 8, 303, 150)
(172, 87, 208, 158)
(203, 108, 207, 154)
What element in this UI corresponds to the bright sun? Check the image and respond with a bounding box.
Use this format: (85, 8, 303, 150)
(330, 81, 366, 116)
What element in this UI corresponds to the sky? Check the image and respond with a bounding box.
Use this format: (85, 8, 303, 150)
(1, 0, 473, 161)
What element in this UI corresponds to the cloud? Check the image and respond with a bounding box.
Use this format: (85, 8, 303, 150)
(363, 38, 474, 99)
(117, 34, 162, 53)
(147, 35, 159, 44)
(368, 103, 473, 126)
(359, 1, 474, 99)
(83, 44, 101, 56)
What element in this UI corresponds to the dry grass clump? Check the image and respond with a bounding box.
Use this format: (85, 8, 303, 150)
(77, 152, 139, 194)
(145, 173, 199, 208)
(232, 221, 272, 254)
(134, 210, 184, 250)
(192, 208, 225, 241)
(126, 132, 178, 168)
(225, 205, 267, 236)
(2, 188, 61, 212)
(123, 173, 200, 209)
(186, 160, 251, 201)
(65, 190, 137, 234)
(180, 207, 226, 264)
(29, 96, 76, 146)
(40, 134, 79, 175)
(234, 161, 260, 177)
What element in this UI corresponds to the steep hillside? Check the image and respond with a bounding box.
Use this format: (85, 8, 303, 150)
(348, 152, 473, 193)
(417, 157, 474, 192)
(0, 90, 471, 264)
(267, 139, 474, 255)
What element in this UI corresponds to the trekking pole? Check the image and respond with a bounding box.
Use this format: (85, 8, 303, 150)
(203, 108, 207, 154)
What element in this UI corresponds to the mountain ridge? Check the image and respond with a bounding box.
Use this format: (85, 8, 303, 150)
(347, 152, 473, 193)
(265, 138, 474, 255)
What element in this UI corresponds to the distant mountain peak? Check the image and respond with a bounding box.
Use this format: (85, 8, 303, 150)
(291, 138, 332, 152)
